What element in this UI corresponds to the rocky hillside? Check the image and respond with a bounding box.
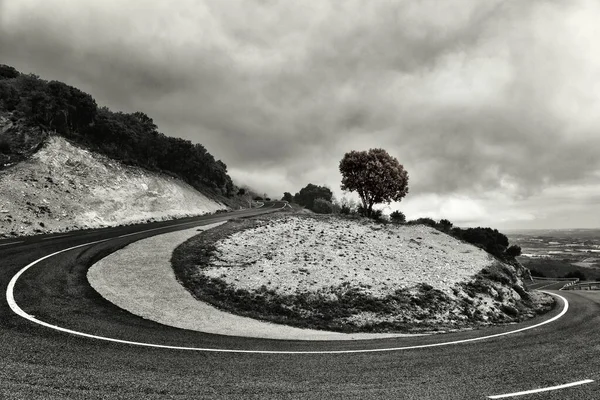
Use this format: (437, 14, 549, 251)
(0, 134, 226, 238)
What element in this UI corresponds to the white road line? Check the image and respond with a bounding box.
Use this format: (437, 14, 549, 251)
(0, 241, 24, 247)
(6, 203, 568, 353)
(488, 379, 594, 399)
(7, 236, 570, 355)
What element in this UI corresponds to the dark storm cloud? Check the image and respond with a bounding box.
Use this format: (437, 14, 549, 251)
(1, 0, 600, 227)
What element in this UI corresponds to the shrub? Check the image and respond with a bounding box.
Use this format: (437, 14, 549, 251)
(505, 245, 522, 258)
(371, 209, 384, 221)
(294, 184, 333, 210)
(451, 227, 509, 260)
(438, 219, 453, 232)
(407, 217, 437, 228)
(312, 198, 334, 214)
(358, 205, 383, 220)
(282, 192, 293, 202)
(390, 210, 406, 224)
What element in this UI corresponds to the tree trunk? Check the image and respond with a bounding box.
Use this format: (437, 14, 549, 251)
(367, 201, 374, 218)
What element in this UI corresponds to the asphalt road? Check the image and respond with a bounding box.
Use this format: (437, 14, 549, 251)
(1, 207, 600, 399)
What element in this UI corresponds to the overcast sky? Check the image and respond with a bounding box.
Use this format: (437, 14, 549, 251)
(1, 0, 600, 229)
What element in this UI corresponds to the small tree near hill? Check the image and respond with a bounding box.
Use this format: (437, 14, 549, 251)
(390, 210, 406, 224)
(294, 183, 333, 211)
(505, 245, 522, 258)
(439, 219, 453, 232)
(282, 192, 293, 203)
(312, 198, 334, 214)
(339, 148, 409, 218)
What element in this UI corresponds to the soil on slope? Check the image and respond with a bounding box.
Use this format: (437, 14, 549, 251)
(173, 214, 554, 333)
(0, 135, 226, 238)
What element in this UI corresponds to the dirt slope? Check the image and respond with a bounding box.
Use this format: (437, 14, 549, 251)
(0, 135, 226, 237)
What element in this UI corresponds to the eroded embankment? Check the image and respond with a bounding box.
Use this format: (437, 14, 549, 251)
(0, 136, 226, 237)
(173, 214, 554, 333)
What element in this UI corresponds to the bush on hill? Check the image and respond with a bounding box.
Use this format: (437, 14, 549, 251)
(407, 217, 437, 228)
(406, 216, 517, 261)
(438, 218, 453, 232)
(505, 245, 522, 258)
(451, 226, 509, 260)
(294, 184, 333, 211)
(281, 192, 293, 203)
(312, 198, 334, 214)
(390, 210, 406, 223)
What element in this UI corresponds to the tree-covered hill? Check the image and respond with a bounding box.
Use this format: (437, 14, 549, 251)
(0, 64, 235, 197)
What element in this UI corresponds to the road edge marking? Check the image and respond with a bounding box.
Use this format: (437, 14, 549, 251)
(488, 379, 594, 398)
(7, 220, 569, 353)
(0, 241, 25, 247)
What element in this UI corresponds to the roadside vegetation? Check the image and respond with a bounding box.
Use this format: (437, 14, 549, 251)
(0, 64, 237, 200)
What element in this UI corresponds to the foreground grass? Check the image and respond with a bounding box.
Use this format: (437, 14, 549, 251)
(172, 215, 555, 333)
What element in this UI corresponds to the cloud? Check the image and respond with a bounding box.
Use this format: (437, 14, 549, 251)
(2, 0, 600, 228)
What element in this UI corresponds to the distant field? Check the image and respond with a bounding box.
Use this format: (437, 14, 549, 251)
(508, 229, 600, 280)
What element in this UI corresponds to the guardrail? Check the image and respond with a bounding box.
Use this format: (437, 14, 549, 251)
(560, 280, 579, 290)
(562, 281, 600, 291)
(527, 277, 579, 290)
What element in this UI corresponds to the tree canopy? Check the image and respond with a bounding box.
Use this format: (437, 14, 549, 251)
(339, 148, 409, 217)
(281, 192, 293, 203)
(0, 64, 235, 196)
(294, 184, 333, 211)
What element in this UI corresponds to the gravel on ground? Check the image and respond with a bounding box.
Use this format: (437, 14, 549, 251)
(87, 222, 417, 340)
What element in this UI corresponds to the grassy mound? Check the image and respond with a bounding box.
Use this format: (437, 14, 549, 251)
(172, 215, 554, 333)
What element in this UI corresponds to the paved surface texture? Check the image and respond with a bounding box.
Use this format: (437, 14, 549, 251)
(87, 222, 411, 341)
(2, 205, 600, 399)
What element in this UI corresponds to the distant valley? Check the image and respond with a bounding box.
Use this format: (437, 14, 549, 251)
(508, 229, 600, 280)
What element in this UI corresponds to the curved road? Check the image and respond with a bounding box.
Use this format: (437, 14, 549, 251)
(1, 205, 599, 399)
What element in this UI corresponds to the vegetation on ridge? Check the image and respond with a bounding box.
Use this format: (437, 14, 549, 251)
(0, 64, 235, 197)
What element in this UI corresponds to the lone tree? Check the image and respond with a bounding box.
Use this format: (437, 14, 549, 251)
(339, 148, 409, 218)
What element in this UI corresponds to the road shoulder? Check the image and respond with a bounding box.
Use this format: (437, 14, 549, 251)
(87, 222, 415, 340)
